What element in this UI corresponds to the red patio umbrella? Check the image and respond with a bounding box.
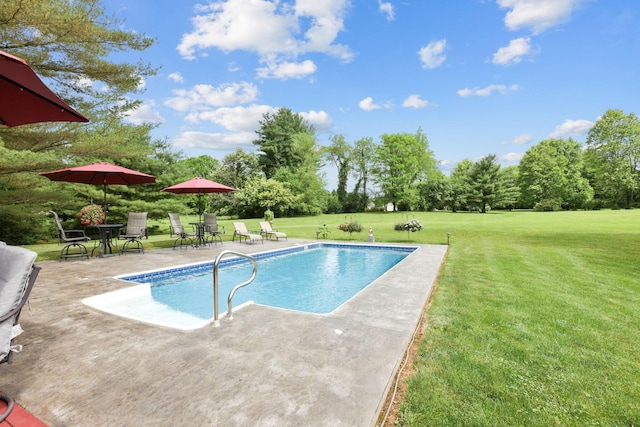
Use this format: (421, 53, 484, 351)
(40, 162, 156, 222)
(162, 177, 235, 222)
(0, 50, 89, 127)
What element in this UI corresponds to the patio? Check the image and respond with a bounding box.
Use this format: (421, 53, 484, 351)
(0, 239, 447, 426)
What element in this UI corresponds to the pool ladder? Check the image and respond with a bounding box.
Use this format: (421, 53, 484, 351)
(212, 250, 257, 327)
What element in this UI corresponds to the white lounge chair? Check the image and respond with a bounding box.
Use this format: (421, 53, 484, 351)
(259, 221, 287, 241)
(232, 222, 263, 244)
(0, 242, 40, 364)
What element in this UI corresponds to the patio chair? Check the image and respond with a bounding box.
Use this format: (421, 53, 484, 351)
(232, 222, 263, 244)
(49, 210, 90, 260)
(168, 213, 195, 249)
(119, 212, 147, 254)
(203, 213, 225, 246)
(0, 242, 40, 365)
(259, 221, 287, 241)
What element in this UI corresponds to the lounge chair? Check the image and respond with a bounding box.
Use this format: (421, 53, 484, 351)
(119, 212, 147, 254)
(0, 242, 40, 365)
(49, 210, 90, 260)
(203, 213, 225, 245)
(168, 213, 195, 249)
(232, 222, 263, 244)
(259, 221, 287, 241)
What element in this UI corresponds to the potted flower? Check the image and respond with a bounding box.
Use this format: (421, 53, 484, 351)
(338, 221, 363, 239)
(79, 204, 105, 225)
(394, 219, 423, 241)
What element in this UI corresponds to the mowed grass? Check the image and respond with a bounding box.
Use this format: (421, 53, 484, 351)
(396, 210, 640, 426)
(25, 210, 640, 425)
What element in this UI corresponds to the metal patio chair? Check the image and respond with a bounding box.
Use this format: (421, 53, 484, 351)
(49, 210, 90, 260)
(119, 212, 147, 254)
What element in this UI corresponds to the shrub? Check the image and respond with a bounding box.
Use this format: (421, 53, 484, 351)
(534, 199, 562, 212)
(338, 221, 363, 238)
(263, 209, 274, 223)
(396, 219, 423, 232)
(0, 205, 50, 245)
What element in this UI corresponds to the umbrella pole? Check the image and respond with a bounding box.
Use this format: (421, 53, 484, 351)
(103, 180, 108, 223)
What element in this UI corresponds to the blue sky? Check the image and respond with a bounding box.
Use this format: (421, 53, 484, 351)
(105, 0, 639, 187)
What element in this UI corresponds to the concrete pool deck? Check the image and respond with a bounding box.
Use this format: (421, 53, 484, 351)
(1, 239, 447, 426)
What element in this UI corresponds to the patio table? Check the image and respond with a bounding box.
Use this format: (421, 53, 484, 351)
(189, 222, 207, 247)
(88, 224, 123, 257)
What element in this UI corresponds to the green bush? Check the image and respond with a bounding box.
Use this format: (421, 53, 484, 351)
(534, 199, 562, 211)
(338, 221, 363, 238)
(0, 206, 52, 245)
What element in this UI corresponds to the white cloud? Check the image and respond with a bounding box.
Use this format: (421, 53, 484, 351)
(418, 39, 447, 69)
(378, 0, 394, 21)
(177, 0, 352, 71)
(502, 133, 534, 145)
(256, 59, 317, 79)
(171, 105, 332, 151)
(168, 72, 184, 83)
(457, 84, 519, 97)
(185, 104, 275, 131)
(300, 110, 332, 132)
(402, 94, 429, 109)
(123, 102, 165, 125)
(73, 76, 95, 89)
(358, 97, 382, 111)
(549, 119, 594, 138)
(500, 152, 524, 164)
(172, 130, 255, 150)
(497, 0, 588, 34)
(164, 81, 259, 112)
(493, 37, 536, 66)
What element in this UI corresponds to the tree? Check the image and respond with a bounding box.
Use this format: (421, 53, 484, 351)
(0, 0, 160, 238)
(373, 128, 437, 211)
(0, 0, 157, 170)
(213, 149, 262, 190)
(495, 166, 521, 210)
(349, 137, 376, 211)
(272, 133, 326, 216)
(585, 109, 640, 208)
(417, 172, 451, 211)
(233, 177, 297, 219)
(323, 134, 351, 210)
(468, 155, 501, 213)
(518, 139, 592, 210)
(253, 108, 315, 179)
(447, 159, 473, 212)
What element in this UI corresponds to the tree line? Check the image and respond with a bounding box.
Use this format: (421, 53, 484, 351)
(0, 2, 638, 245)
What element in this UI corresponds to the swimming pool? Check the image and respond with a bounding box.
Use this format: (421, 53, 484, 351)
(82, 243, 416, 330)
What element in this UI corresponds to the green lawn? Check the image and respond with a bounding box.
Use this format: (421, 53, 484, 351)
(24, 210, 640, 425)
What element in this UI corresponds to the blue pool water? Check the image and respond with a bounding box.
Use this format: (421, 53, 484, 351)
(83, 243, 415, 329)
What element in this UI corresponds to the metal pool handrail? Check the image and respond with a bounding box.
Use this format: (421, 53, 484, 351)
(212, 250, 257, 327)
